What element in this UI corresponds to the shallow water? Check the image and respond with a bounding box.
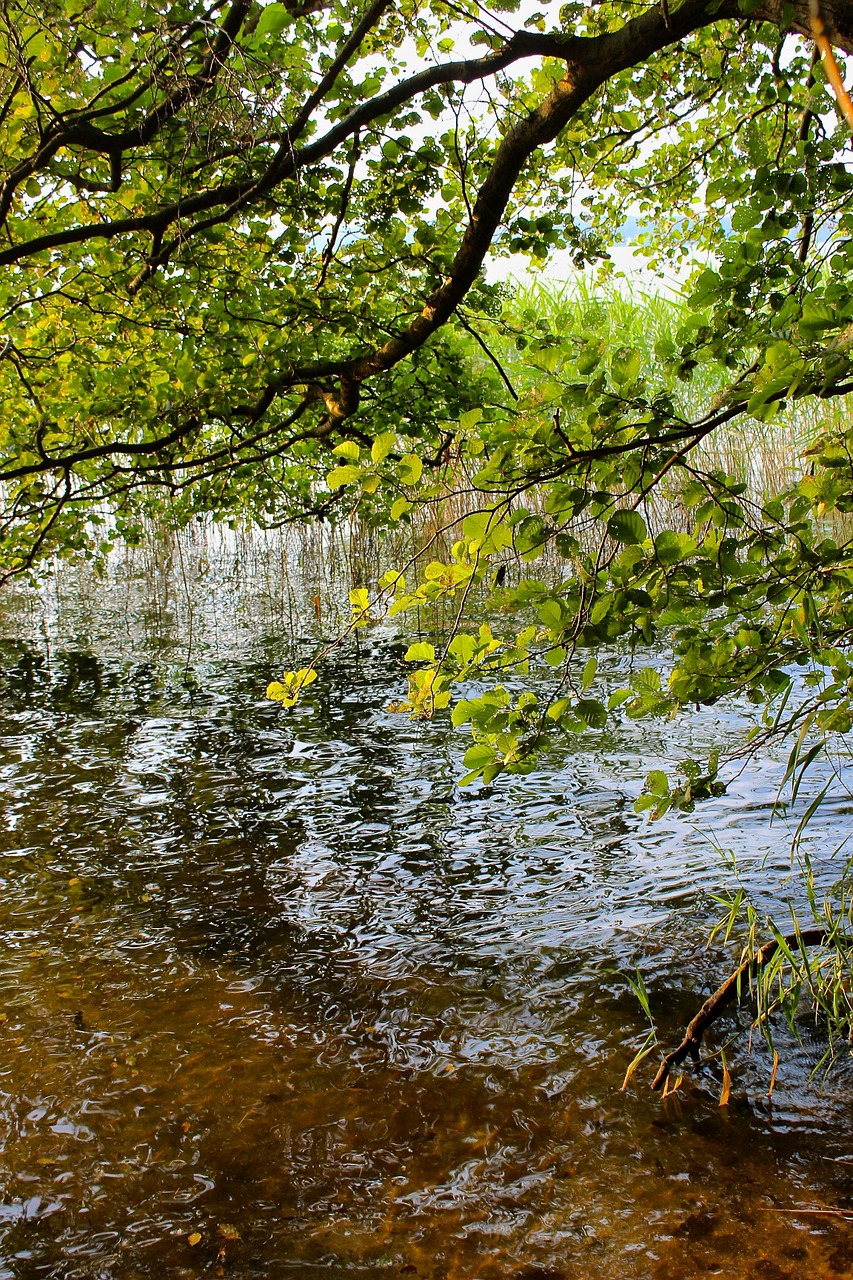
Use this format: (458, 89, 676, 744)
(0, 541, 852, 1279)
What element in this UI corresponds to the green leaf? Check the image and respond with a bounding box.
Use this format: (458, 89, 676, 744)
(405, 641, 435, 662)
(538, 599, 563, 630)
(459, 408, 483, 431)
(800, 300, 838, 338)
(462, 510, 491, 543)
(515, 515, 548, 558)
(654, 530, 684, 565)
(451, 698, 477, 726)
(448, 633, 477, 662)
(577, 340, 603, 375)
(611, 345, 641, 387)
(607, 510, 647, 545)
(576, 699, 606, 728)
(645, 769, 670, 796)
(590, 595, 613, 625)
(254, 2, 291, 39)
(463, 742, 495, 770)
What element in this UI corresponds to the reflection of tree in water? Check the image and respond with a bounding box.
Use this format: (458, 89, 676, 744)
(53, 651, 106, 702)
(0, 642, 112, 705)
(0, 640, 50, 700)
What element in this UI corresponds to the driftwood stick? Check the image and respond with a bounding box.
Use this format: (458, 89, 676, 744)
(651, 928, 827, 1091)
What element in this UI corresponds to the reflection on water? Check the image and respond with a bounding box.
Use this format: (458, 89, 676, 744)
(0, 536, 851, 1278)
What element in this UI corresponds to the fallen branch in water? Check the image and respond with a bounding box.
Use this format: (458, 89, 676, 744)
(651, 928, 827, 1091)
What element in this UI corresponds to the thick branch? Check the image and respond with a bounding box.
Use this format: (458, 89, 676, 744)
(756, 0, 853, 53)
(291, 0, 739, 394)
(0, 418, 201, 483)
(0, 36, 541, 268)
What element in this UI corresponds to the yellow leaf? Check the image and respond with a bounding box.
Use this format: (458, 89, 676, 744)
(326, 464, 359, 488)
(188, 1232, 202, 1246)
(620, 1034, 656, 1092)
(662, 1071, 683, 1099)
(767, 1049, 779, 1100)
(398, 453, 423, 485)
(719, 1051, 731, 1107)
(371, 431, 396, 463)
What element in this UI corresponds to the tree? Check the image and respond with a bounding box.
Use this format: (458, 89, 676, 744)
(6, 0, 853, 1072)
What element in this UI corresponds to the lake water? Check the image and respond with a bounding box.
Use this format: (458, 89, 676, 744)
(0, 533, 851, 1279)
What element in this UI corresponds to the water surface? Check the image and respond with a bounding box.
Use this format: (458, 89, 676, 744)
(0, 539, 851, 1279)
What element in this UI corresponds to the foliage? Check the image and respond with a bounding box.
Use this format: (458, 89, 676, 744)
(8, 0, 853, 1054)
